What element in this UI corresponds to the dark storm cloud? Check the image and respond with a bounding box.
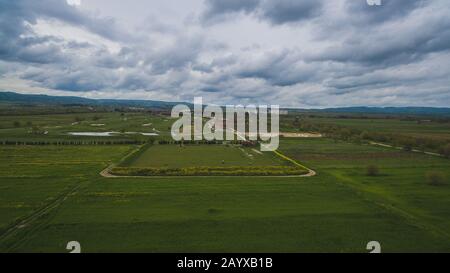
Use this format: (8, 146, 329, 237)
(258, 0, 323, 25)
(201, 0, 324, 25)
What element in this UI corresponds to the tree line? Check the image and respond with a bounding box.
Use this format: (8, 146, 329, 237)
(291, 118, 450, 158)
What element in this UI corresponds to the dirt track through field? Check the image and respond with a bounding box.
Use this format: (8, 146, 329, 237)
(369, 142, 443, 157)
(0, 183, 83, 252)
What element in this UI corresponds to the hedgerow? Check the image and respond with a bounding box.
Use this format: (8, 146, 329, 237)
(110, 166, 308, 176)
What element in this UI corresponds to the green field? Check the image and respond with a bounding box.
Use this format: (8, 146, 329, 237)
(0, 111, 449, 253)
(0, 112, 172, 143)
(125, 145, 284, 168)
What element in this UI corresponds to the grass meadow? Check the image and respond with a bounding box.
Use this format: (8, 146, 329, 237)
(124, 145, 284, 168)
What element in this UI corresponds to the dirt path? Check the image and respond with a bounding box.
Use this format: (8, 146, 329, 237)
(0, 183, 83, 251)
(273, 150, 316, 177)
(251, 148, 263, 155)
(369, 142, 443, 157)
(99, 164, 117, 178)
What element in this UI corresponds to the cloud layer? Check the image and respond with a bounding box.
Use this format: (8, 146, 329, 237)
(0, 0, 449, 107)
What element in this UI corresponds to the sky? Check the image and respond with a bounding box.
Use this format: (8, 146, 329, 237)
(0, 0, 449, 108)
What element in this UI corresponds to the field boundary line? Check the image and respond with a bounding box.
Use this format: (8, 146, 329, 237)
(273, 150, 316, 177)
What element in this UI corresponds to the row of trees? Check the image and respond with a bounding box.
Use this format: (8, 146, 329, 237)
(0, 140, 146, 145)
(12, 121, 33, 128)
(73, 115, 103, 122)
(293, 119, 450, 158)
(9, 115, 104, 128)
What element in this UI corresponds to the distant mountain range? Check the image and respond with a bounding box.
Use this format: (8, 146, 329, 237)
(0, 91, 179, 109)
(1, 91, 450, 116)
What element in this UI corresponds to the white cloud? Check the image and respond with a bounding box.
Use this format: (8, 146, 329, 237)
(66, 0, 81, 7)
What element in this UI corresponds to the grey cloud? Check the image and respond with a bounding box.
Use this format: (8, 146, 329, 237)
(201, 0, 260, 24)
(201, 0, 323, 25)
(236, 50, 317, 86)
(147, 35, 205, 74)
(308, 1, 450, 68)
(193, 55, 238, 73)
(23, 0, 128, 41)
(320, 19, 450, 67)
(345, 0, 425, 24)
(0, 0, 127, 66)
(200, 86, 222, 93)
(258, 0, 323, 25)
(22, 66, 113, 92)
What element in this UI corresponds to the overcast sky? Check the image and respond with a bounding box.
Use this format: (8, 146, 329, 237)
(0, 0, 449, 107)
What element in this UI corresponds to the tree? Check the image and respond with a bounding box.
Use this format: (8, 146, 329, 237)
(366, 165, 380, 177)
(360, 131, 371, 140)
(403, 143, 413, 151)
(426, 172, 446, 186)
(13, 121, 21, 127)
(31, 125, 41, 135)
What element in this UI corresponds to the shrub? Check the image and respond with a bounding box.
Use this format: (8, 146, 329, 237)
(439, 144, 450, 158)
(426, 172, 447, 186)
(74, 116, 84, 122)
(13, 121, 21, 127)
(207, 208, 221, 214)
(366, 165, 380, 176)
(360, 131, 371, 140)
